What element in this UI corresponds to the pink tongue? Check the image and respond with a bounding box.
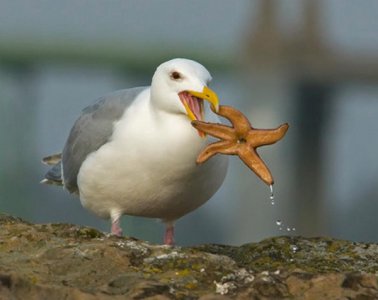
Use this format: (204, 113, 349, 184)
(187, 95, 203, 121)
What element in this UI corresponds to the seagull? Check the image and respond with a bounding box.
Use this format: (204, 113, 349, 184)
(41, 58, 228, 245)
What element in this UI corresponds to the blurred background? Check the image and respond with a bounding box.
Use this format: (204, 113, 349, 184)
(1, 0, 378, 246)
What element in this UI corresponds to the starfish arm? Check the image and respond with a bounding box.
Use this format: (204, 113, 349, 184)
(214, 105, 252, 135)
(197, 140, 238, 164)
(237, 147, 274, 185)
(247, 123, 289, 147)
(191, 121, 235, 140)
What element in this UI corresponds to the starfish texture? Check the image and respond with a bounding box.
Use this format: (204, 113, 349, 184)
(192, 105, 289, 186)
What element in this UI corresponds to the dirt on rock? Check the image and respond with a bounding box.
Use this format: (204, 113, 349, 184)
(0, 214, 377, 299)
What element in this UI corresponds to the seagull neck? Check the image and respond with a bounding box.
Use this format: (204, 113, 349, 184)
(149, 86, 163, 109)
(149, 86, 176, 115)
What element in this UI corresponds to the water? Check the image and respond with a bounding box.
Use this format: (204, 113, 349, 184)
(276, 219, 283, 231)
(290, 244, 299, 253)
(275, 219, 296, 233)
(269, 184, 297, 233)
(269, 185, 274, 205)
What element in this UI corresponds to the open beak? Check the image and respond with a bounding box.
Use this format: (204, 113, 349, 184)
(178, 86, 219, 138)
(178, 86, 220, 122)
(187, 86, 219, 113)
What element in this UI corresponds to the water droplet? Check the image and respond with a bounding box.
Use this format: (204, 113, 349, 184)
(290, 245, 299, 253)
(276, 220, 282, 226)
(292, 227, 296, 232)
(286, 227, 291, 232)
(269, 185, 274, 200)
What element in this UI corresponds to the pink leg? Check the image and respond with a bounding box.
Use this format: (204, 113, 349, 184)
(164, 223, 175, 246)
(110, 212, 123, 237)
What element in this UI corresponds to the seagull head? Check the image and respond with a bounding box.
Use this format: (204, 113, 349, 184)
(150, 58, 219, 125)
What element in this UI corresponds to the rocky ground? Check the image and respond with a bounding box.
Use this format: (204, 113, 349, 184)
(0, 214, 377, 299)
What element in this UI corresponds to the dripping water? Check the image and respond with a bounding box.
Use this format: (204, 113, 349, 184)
(269, 184, 297, 233)
(269, 184, 274, 205)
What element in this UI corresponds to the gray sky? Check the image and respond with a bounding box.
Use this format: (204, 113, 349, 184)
(0, 0, 377, 56)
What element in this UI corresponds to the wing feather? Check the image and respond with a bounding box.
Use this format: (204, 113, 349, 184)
(62, 87, 146, 193)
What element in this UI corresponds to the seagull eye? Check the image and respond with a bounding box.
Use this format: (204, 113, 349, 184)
(170, 71, 182, 80)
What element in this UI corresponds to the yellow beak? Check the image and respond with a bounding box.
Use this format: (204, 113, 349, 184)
(187, 86, 219, 113)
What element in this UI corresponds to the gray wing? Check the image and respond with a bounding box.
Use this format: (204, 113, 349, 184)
(62, 87, 147, 193)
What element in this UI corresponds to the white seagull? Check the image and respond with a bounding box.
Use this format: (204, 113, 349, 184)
(42, 58, 228, 245)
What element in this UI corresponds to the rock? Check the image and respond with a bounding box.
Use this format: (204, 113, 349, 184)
(0, 214, 377, 299)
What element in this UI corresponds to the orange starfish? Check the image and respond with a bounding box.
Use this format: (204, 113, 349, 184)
(192, 105, 289, 186)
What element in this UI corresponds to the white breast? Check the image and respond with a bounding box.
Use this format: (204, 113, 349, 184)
(77, 92, 228, 222)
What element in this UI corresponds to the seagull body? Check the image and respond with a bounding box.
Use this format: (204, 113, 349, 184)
(42, 59, 228, 244)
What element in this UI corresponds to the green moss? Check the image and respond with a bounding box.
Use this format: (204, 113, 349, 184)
(196, 236, 378, 274)
(2, 215, 378, 298)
